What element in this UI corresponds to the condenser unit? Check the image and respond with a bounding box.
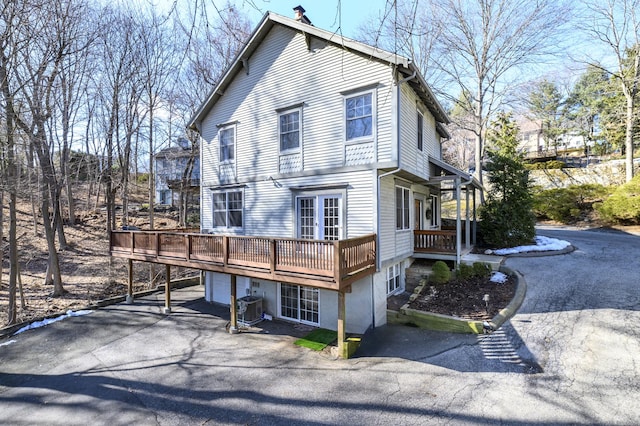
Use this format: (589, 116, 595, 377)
(237, 296, 263, 326)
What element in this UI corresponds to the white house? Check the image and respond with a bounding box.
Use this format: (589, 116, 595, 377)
(154, 137, 200, 206)
(185, 9, 480, 341)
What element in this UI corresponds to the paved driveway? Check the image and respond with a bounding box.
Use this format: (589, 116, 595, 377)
(1, 226, 639, 425)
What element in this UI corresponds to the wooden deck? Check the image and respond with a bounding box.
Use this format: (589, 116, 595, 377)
(110, 231, 377, 291)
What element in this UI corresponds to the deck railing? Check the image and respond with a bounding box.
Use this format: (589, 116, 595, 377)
(413, 229, 457, 253)
(110, 231, 376, 290)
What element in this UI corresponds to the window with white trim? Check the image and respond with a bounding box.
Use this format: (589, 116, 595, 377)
(219, 126, 235, 163)
(212, 190, 243, 228)
(387, 263, 401, 295)
(417, 110, 424, 151)
(279, 109, 301, 152)
(345, 92, 373, 141)
(396, 186, 410, 230)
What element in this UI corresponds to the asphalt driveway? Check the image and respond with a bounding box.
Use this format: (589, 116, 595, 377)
(1, 225, 639, 425)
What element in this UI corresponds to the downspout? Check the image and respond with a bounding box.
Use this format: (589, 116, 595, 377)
(372, 68, 416, 329)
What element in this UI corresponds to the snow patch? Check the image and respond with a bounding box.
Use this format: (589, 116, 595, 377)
(13, 310, 93, 336)
(490, 271, 508, 284)
(493, 236, 571, 256)
(0, 339, 16, 347)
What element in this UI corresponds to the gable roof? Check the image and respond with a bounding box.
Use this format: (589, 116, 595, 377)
(187, 11, 449, 131)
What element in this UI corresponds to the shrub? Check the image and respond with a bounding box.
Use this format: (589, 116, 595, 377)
(533, 184, 609, 223)
(595, 175, 640, 224)
(479, 152, 536, 248)
(431, 261, 451, 285)
(525, 160, 566, 170)
(456, 263, 474, 280)
(472, 262, 492, 279)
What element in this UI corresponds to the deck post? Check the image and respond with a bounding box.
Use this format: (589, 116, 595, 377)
(337, 290, 346, 358)
(126, 259, 134, 304)
(164, 264, 171, 314)
(229, 274, 238, 334)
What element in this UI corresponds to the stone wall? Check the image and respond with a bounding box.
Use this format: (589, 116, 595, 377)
(529, 160, 640, 189)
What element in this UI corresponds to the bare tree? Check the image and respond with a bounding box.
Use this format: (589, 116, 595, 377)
(363, 0, 571, 189)
(582, 0, 640, 181)
(0, 0, 28, 322)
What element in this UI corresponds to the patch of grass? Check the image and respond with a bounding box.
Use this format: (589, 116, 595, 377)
(294, 328, 337, 351)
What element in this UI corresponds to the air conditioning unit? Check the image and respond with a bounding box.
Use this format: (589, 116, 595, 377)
(237, 296, 263, 326)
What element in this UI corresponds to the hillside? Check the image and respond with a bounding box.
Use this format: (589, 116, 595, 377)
(0, 186, 189, 328)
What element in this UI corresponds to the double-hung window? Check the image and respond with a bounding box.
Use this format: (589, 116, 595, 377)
(212, 190, 243, 228)
(396, 186, 410, 230)
(219, 126, 235, 163)
(279, 109, 301, 152)
(387, 263, 401, 294)
(417, 111, 424, 151)
(345, 92, 373, 141)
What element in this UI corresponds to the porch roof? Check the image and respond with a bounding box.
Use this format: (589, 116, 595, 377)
(428, 156, 483, 190)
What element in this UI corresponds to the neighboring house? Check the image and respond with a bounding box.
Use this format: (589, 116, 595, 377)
(185, 10, 480, 336)
(154, 138, 200, 206)
(518, 116, 591, 158)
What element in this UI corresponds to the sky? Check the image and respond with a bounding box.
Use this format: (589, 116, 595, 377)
(235, 0, 390, 38)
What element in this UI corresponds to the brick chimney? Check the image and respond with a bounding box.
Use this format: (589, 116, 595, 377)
(293, 5, 312, 25)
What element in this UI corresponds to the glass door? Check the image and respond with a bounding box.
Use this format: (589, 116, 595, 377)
(297, 194, 342, 240)
(279, 283, 319, 325)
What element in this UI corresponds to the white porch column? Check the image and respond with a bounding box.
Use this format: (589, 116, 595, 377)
(465, 186, 471, 248)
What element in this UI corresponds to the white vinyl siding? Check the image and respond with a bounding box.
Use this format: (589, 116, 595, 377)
(216, 170, 374, 239)
(198, 25, 394, 185)
(398, 84, 440, 179)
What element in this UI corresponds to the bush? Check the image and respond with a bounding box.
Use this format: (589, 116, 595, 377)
(431, 261, 451, 285)
(472, 262, 492, 279)
(595, 175, 640, 224)
(533, 184, 609, 223)
(456, 263, 474, 280)
(525, 160, 566, 170)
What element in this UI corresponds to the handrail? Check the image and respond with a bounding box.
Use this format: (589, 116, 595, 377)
(110, 231, 377, 286)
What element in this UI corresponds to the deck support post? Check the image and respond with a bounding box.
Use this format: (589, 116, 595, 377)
(229, 274, 238, 334)
(126, 259, 134, 304)
(337, 290, 346, 358)
(164, 264, 171, 314)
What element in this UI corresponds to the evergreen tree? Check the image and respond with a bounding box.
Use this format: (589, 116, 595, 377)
(479, 113, 536, 248)
(528, 79, 565, 155)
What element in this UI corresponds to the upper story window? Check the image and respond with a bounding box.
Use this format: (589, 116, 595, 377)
(417, 110, 424, 151)
(219, 126, 235, 163)
(213, 190, 243, 228)
(279, 109, 301, 152)
(396, 186, 410, 230)
(345, 92, 373, 141)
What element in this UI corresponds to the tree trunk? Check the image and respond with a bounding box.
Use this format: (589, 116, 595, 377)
(624, 93, 635, 182)
(148, 107, 155, 230)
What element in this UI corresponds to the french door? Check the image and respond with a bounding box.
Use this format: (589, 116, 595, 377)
(279, 283, 319, 325)
(297, 194, 342, 240)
